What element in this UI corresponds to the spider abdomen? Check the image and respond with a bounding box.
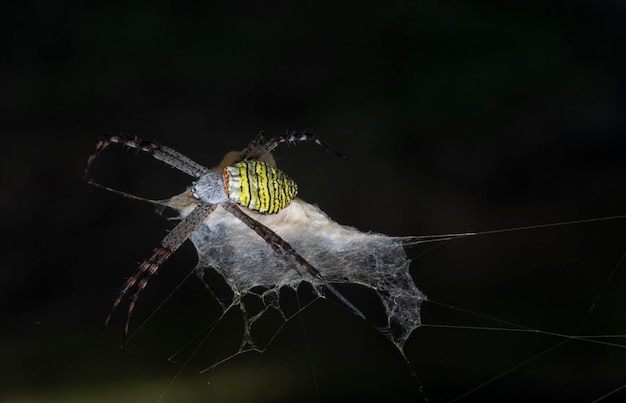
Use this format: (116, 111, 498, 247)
(225, 160, 298, 214)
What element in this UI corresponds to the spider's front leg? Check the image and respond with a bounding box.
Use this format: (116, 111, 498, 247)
(84, 134, 210, 180)
(101, 203, 216, 348)
(222, 202, 366, 320)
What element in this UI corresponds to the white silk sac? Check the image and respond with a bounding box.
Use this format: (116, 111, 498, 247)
(166, 191, 426, 351)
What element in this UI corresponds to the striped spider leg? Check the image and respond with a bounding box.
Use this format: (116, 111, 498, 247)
(223, 203, 365, 320)
(107, 203, 215, 347)
(84, 135, 211, 179)
(85, 133, 364, 348)
(243, 130, 350, 161)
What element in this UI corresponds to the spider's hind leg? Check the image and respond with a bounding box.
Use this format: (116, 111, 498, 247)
(219, 130, 276, 168)
(247, 131, 349, 161)
(238, 130, 266, 161)
(222, 202, 365, 320)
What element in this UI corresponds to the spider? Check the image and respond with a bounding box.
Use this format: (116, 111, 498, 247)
(85, 131, 366, 347)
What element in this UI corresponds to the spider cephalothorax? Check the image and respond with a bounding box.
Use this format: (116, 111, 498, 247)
(85, 131, 365, 347)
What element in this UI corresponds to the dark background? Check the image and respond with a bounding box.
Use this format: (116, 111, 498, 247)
(2, 1, 626, 402)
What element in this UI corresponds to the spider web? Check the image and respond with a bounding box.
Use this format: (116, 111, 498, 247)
(153, 190, 626, 402)
(162, 191, 436, 360)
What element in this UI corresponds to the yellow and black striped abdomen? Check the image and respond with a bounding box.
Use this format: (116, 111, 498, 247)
(224, 160, 298, 214)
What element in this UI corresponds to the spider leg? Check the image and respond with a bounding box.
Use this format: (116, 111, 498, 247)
(84, 134, 210, 179)
(85, 179, 172, 216)
(238, 130, 266, 161)
(223, 202, 366, 320)
(102, 202, 216, 348)
(248, 131, 349, 161)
